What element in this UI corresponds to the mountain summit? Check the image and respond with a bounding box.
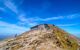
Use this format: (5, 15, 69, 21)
(0, 24, 79, 50)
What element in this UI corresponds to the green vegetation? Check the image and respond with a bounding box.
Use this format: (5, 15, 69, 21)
(52, 26, 78, 50)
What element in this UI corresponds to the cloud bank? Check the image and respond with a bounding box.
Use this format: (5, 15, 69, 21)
(0, 21, 29, 35)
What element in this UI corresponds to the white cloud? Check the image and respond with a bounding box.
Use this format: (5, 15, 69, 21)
(18, 16, 64, 27)
(4, 0, 18, 14)
(18, 14, 80, 27)
(18, 15, 63, 22)
(43, 16, 63, 21)
(34, 16, 63, 21)
(2, 0, 80, 27)
(17, 13, 80, 25)
(18, 14, 27, 22)
(18, 14, 38, 26)
(2, 0, 38, 27)
(0, 21, 29, 35)
(3, 0, 37, 26)
(34, 13, 80, 21)
(56, 24, 79, 26)
(66, 14, 80, 19)
(2, 0, 37, 26)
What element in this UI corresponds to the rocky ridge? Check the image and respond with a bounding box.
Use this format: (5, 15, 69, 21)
(0, 24, 79, 50)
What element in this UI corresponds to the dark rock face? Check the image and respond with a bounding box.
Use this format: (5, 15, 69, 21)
(0, 24, 79, 50)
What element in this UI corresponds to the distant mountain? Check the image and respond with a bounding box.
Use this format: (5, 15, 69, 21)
(0, 35, 7, 41)
(0, 24, 80, 50)
(0, 35, 15, 41)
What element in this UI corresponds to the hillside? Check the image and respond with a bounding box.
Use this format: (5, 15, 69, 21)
(0, 24, 79, 50)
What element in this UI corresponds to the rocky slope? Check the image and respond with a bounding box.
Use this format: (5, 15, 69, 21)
(0, 24, 79, 50)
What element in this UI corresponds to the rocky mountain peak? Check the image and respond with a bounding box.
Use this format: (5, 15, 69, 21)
(30, 24, 53, 30)
(0, 24, 79, 50)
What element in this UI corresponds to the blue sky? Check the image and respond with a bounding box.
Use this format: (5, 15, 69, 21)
(0, 0, 80, 38)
